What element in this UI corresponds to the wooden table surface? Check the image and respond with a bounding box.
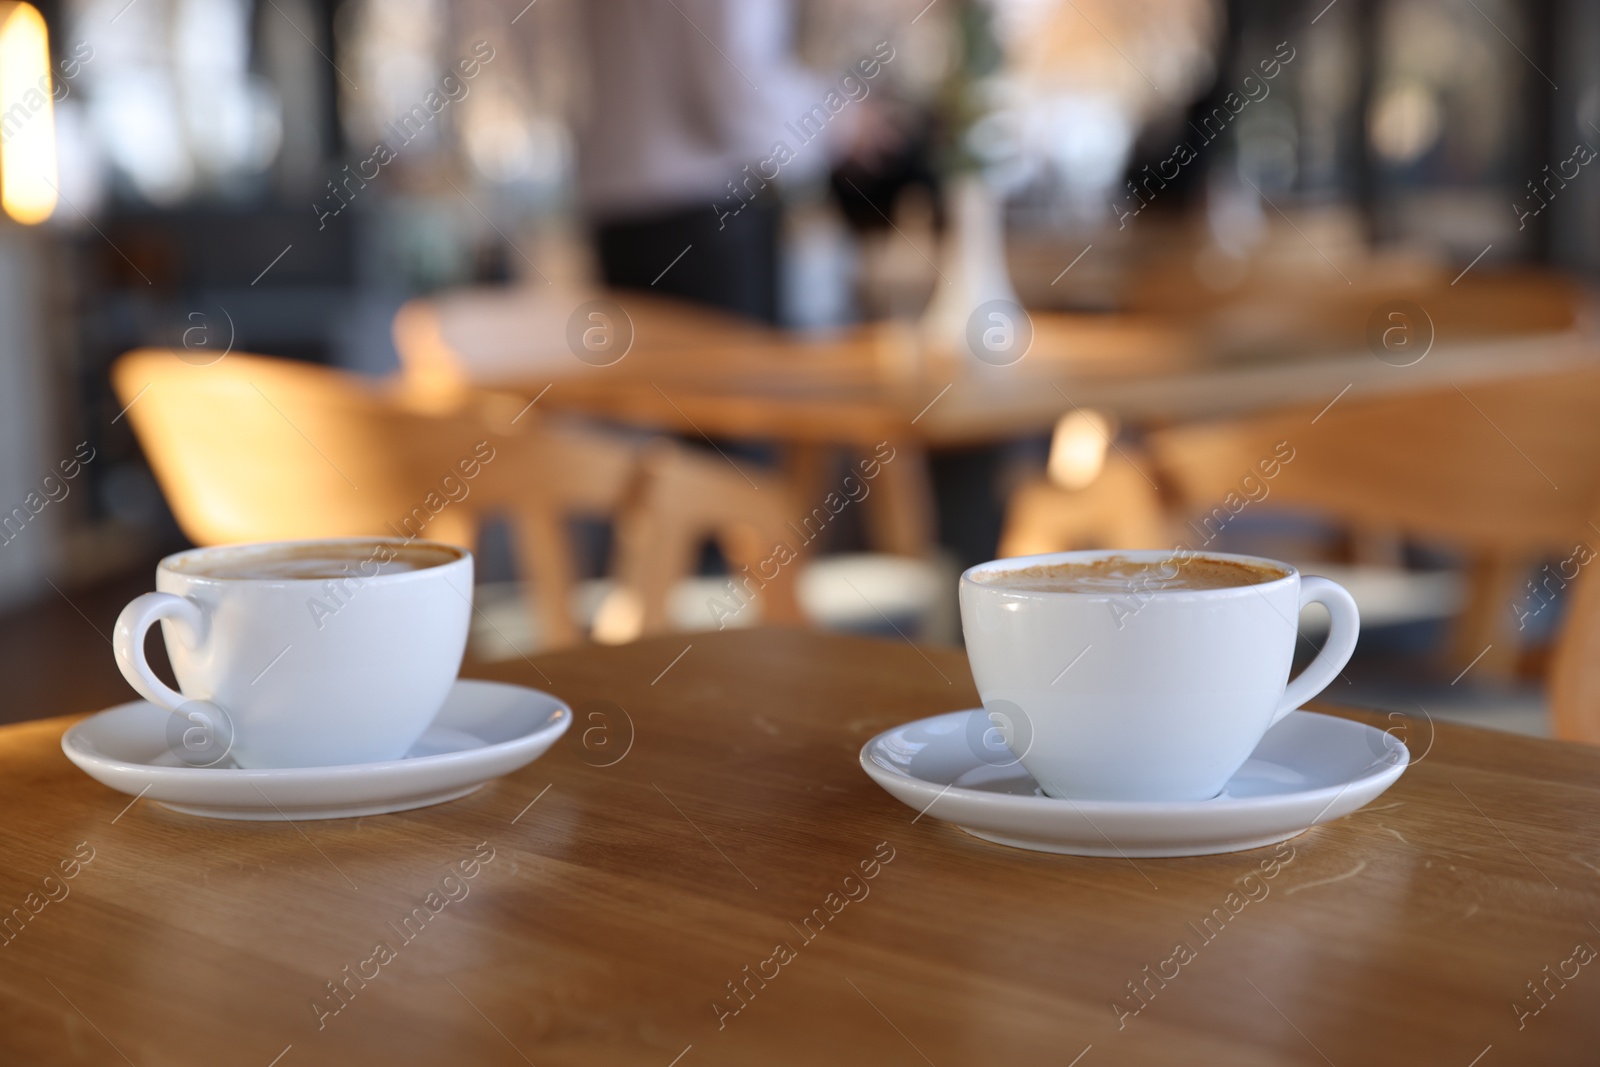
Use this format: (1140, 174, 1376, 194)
(414, 271, 1598, 558)
(3, 628, 1597, 1065)
(517, 272, 1597, 447)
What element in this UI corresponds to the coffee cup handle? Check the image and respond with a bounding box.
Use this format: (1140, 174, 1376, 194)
(1273, 577, 1360, 724)
(113, 592, 207, 714)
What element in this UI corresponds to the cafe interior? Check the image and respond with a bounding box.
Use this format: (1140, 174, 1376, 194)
(5, 0, 1598, 737)
(1, 0, 1598, 1063)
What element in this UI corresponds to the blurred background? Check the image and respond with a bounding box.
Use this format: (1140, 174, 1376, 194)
(4, 0, 1599, 741)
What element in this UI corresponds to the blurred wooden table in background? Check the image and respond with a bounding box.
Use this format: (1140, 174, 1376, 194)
(492, 269, 1597, 557)
(2, 629, 1598, 1064)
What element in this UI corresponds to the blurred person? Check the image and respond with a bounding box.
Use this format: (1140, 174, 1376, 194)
(570, 0, 894, 322)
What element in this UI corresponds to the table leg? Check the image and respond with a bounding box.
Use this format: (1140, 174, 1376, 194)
(1549, 564, 1600, 742)
(782, 442, 834, 519)
(1450, 551, 1527, 681)
(864, 441, 936, 558)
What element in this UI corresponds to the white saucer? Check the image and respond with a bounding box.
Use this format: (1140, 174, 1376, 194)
(860, 709, 1408, 857)
(62, 680, 571, 821)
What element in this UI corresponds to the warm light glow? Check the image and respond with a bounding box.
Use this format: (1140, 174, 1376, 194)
(1048, 409, 1114, 490)
(591, 587, 644, 645)
(0, 2, 57, 224)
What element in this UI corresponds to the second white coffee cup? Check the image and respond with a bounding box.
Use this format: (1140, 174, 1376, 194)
(959, 550, 1360, 803)
(113, 537, 472, 769)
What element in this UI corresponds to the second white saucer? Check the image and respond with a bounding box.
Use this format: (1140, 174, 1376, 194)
(861, 708, 1408, 857)
(62, 679, 570, 820)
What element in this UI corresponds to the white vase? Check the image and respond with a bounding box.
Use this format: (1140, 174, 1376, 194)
(919, 174, 1019, 359)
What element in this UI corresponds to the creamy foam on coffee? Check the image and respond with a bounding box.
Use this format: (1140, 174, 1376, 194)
(980, 554, 1288, 594)
(170, 541, 461, 581)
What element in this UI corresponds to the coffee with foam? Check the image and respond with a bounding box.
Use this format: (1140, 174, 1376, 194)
(170, 541, 462, 581)
(977, 554, 1287, 594)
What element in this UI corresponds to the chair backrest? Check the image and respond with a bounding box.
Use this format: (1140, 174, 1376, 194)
(112, 350, 423, 545)
(1148, 370, 1600, 556)
(1124, 226, 1578, 356)
(392, 284, 599, 407)
(997, 454, 1169, 558)
(1150, 369, 1600, 743)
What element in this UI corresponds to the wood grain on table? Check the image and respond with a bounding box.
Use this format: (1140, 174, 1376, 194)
(1, 628, 1596, 1065)
(518, 273, 1598, 444)
(418, 276, 1599, 561)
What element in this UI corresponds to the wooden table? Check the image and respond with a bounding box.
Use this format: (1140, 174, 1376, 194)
(454, 271, 1598, 557)
(3, 629, 1597, 1064)
(525, 269, 1592, 441)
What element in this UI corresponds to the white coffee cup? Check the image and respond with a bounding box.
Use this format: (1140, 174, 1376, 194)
(959, 550, 1360, 802)
(113, 537, 472, 769)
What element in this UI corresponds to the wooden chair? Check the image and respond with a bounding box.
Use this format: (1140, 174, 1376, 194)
(1122, 219, 1579, 358)
(111, 350, 803, 648)
(389, 285, 593, 410)
(997, 452, 1169, 557)
(392, 288, 814, 635)
(1144, 369, 1600, 743)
